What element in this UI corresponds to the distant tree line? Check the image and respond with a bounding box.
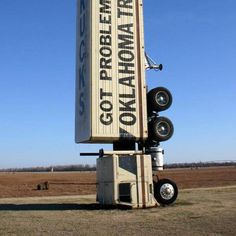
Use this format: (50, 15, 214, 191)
(0, 164, 96, 172)
(164, 161, 236, 169)
(0, 161, 235, 172)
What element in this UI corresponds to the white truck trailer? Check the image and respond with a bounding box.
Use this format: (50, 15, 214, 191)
(75, 0, 147, 143)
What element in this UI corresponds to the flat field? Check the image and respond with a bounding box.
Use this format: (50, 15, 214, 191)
(0, 186, 235, 235)
(0, 166, 235, 198)
(0, 167, 235, 235)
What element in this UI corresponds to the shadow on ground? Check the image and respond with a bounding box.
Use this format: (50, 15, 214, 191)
(0, 204, 104, 211)
(0, 203, 131, 211)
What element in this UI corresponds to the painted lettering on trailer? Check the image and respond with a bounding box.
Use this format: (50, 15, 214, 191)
(78, 0, 86, 116)
(118, 0, 137, 137)
(99, 0, 113, 126)
(99, 0, 137, 131)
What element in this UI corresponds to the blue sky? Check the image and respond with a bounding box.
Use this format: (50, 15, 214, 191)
(0, 0, 235, 168)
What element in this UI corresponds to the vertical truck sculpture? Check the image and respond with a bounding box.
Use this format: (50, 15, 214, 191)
(75, 0, 178, 208)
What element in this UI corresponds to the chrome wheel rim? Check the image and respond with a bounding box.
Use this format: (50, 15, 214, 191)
(155, 91, 169, 107)
(160, 183, 175, 200)
(157, 121, 170, 137)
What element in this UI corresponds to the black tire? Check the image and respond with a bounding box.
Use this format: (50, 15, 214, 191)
(148, 116, 174, 142)
(154, 179, 178, 205)
(147, 87, 172, 113)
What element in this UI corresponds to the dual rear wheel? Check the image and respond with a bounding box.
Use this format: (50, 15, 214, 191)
(147, 87, 174, 143)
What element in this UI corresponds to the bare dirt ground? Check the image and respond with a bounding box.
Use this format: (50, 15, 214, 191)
(0, 166, 235, 198)
(0, 171, 96, 198)
(0, 186, 235, 235)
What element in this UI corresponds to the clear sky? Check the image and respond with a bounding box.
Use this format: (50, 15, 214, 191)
(0, 0, 235, 168)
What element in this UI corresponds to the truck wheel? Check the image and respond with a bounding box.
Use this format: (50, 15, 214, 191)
(148, 116, 174, 142)
(154, 179, 178, 205)
(147, 87, 172, 113)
